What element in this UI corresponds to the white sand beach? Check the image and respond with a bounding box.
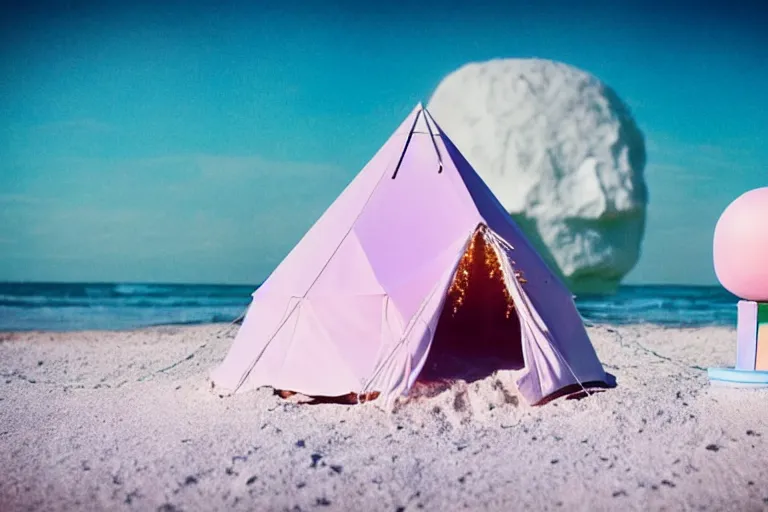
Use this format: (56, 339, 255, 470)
(1, 324, 767, 511)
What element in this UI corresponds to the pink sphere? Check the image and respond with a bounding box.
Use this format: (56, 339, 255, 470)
(713, 187, 768, 300)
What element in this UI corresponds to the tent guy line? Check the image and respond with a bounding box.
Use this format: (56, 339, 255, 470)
(390, 107, 423, 180)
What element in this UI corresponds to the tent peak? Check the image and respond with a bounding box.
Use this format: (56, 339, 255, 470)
(412, 102, 433, 117)
(391, 102, 444, 179)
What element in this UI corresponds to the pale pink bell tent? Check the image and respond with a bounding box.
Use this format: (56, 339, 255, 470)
(210, 104, 609, 406)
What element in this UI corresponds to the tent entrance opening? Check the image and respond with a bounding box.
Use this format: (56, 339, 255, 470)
(418, 231, 525, 383)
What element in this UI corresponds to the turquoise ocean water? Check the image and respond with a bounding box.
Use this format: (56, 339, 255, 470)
(0, 282, 739, 332)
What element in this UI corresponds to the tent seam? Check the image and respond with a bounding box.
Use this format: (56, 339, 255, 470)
(229, 114, 419, 393)
(362, 227, 475, 399)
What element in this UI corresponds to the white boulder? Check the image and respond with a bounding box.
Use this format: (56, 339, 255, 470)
(428, 58, 648, 295)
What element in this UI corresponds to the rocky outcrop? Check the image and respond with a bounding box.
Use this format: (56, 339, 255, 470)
(428, 58, 648, 295)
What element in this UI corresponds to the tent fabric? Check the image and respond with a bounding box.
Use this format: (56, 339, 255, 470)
(210, 104, 608, 405)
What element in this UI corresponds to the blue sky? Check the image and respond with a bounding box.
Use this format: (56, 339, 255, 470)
(1, 1, 766, 285)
